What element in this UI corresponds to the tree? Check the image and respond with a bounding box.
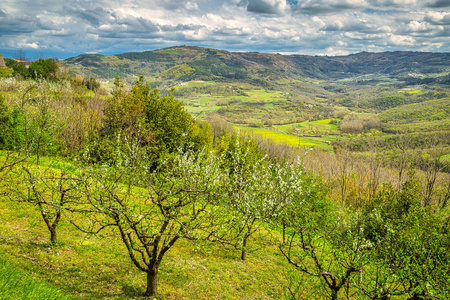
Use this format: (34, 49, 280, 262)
(29, 58, 58, 79)
(73, 146, 227, 296)
(144, 86, 194, 154)
(0, 96, 10, 148)
(220, 142, 307, 260)
(82, 77, 100, 91)
(99, 76, 210, 164)
(5, 59, 29, 78)
(9, 164, 82, 244)
(331, 144, 355, 205)
(218, 139, 271, 260)
(358, 174, 450, 299)
(277, 171, 368, 300)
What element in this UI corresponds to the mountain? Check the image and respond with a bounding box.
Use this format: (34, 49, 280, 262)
(65, 46, 450, 90)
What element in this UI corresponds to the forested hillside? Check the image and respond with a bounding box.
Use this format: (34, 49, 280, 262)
(65, 46, 450, 85)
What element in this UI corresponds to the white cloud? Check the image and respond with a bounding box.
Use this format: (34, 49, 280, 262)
(424, 12, 450, 25)
(388, 33, 415, 45)
(0, 0, 449, 57)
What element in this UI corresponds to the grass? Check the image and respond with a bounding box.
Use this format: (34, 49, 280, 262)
(0, 196, 291, 300)
(0, 259, 74, 300)
(186, 81, 216, 87)
(275, 120, 338, 133)
(398, 89, 422, 94)
(243, 90, 286, 102)
(0, 154, 292, 299)
(440, 153, 450, 164)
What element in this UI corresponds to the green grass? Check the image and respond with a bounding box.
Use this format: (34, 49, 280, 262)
(0, 259, 73, 300)
(0, 156, 292, 299)
(275, 120, 338, 134)
(398, 89, 422, 94)
(186, 81, 216, 87)
(244, 89, 286, 101)
(0, 197, 291, 300)
(440, 153, 450, 164)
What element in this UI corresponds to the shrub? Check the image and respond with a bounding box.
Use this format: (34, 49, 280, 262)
(340, 119, 364, 134)
(29, 58, 58, 79)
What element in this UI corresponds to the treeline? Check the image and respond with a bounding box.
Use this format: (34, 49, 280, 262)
(1, 75, 450, 299)
(5, 58, 58, 80)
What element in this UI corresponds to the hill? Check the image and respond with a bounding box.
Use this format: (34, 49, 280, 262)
(65, 46, 450, 87)
(64, 46, 450, 151)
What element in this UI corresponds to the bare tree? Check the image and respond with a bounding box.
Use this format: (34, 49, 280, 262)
(279, 210, 363, 300)
(73, 148, 227, 296)
(331, 143, 355, 205)
(9, 163, 83, 244)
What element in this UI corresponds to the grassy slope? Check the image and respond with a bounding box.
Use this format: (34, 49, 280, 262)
(0, 154, 293, 300)
(0, 259, 73, 300)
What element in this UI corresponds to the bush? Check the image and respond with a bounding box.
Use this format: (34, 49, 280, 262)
(340, 119, 363, 134)
(82, 77, 100, 91)
(29, 58, 58, 79)
(5, 59, 29, 78)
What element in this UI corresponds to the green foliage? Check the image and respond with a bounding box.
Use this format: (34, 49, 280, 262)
(380, 98, 450, 123)
(372, 94, 406, 109)
(189, 120, 214, 151)
(216, 131, 265, 170)
(357, 173, 450, 298)
(0, 68, 13, 78)
(0, 106, 26, 151)
(82, 77, 100, 90)
(29, 59, 59, 79)
(0, 96, 9, 146)
(97, 75, 211, 164)
(144, 86, 193, 153)
(5, 59, 29, 78)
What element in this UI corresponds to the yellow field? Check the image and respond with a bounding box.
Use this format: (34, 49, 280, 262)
(235, 126, 318, 147)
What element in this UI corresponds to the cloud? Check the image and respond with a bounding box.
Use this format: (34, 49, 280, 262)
(426, 0, 450, 8)
(368, 0, 418, 7)
(388, 33, 415, 45)
(0, 0, 449, 58)
(424, 12, 450, 25)
(245, 0, 287, 15)
(294, 0, 365, 15)
(68, 5, 112, 27)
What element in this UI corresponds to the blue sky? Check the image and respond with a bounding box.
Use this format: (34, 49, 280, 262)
(1, 0, 449, 59)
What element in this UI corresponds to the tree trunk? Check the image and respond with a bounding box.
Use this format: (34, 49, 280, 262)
(145, 268, 158, 296)
(241, 234, 249, 261)
(36, 142, 40, 166)
(407, 293, 425, 300)
(330, 289, 338, 300)
(50, 227, 57, 244)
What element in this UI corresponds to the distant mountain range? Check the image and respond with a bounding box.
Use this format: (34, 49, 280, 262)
(65, 46, 450, 87)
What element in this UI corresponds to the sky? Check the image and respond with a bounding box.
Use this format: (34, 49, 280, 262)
(1, 0, 450, 59)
